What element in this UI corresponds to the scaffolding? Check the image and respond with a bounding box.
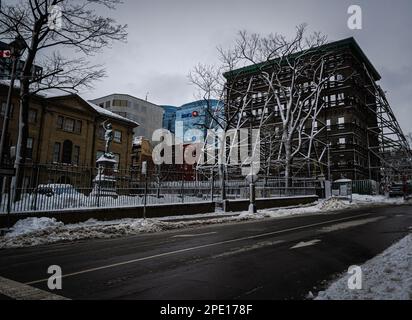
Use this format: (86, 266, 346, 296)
(364, 64, 412, 183)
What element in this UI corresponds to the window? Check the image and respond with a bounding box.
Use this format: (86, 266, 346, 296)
(339, 138, 346, 145)
(114, 153, 120, 170)
(330, 95, 336, 105)
(57, 116, 64, 129)
(63, 118, 75, 132)
(29, 109, 38, 123)
(53, 142, 61, 163)
(73, 146, 80, 165)
(338, 117, 345, 129)
(105, 101, 111, 108)
(112, 99, 128, 107)
(27, 138, 34, 159)
(114, 130, 122, 143)
(74, 120, 82, 134)
(62, 140, 73, 164)
(326, 119, 331, 131)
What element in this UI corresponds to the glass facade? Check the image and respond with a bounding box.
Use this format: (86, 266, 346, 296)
(161, 105, 178, 134)
(174, 100, 223, 144)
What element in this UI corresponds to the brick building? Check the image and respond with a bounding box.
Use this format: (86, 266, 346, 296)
(0, 84, 138, 171)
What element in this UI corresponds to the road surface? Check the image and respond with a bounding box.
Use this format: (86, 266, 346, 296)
(0, 204, 411, 300)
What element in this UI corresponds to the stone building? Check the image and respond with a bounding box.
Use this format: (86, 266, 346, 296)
(0, 84, 138, 171)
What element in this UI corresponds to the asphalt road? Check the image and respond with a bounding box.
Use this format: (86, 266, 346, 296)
(0, 204, 411, 300)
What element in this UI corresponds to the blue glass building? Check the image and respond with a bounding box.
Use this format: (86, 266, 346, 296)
(160, 105, 178, 134)
(174, 100, 223, 143)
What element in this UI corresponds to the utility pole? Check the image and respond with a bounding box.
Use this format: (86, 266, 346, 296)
(0, 37, 25, 166)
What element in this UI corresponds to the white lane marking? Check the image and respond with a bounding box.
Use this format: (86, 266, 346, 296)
(213, 240, 285, 258)
(172, 232, 217, 238)
(291, 239, 321, 249)
(320, 217, 384, 233)
(0, 276, 69, 300)
(25, 212, 374, 286)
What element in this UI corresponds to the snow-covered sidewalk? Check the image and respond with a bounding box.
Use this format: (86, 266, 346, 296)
(0, 194, 407, 249)
(316, 234, 412, 300)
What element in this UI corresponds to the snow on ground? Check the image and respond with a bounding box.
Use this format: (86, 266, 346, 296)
(259, 194, 405, 219)
(316, 234, 412, 300)
(0, 195, 407, 249)
(0, 213, 257, 249)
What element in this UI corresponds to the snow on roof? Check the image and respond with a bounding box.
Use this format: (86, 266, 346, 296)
(334, 178, 352, 183)
(0, 81, 138, 127)
(82, 97, 139, 127)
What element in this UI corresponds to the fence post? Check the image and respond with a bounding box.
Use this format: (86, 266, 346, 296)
(7, 177, 11, 228)
(156, 167, 161, 199)
(211, 169, 215, 202)
(181, 172, 184, 203)
(97, 166, 101, 208)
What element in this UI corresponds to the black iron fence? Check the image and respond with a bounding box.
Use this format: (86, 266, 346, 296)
(0, 163, 319, 214)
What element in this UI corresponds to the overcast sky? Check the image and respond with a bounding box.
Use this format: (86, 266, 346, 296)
(36, 0, 412, 133)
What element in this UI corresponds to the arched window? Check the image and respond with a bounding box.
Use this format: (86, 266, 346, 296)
(62, 140, 73, 164)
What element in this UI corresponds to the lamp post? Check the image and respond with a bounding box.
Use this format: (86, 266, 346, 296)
(247, 173, 258, 214)
(0, 36, 25, 167)
(142, 161, 148, 219)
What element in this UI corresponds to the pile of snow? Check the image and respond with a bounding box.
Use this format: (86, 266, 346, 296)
(318, 197, 350, 211)
(260, 194, 405, 219)
(8, 217, 64, 237)
(260, 197, 349, 219)
(316, 234, 412, 300)
(0, 213, 254, 249)
(351, 194, 405, 205)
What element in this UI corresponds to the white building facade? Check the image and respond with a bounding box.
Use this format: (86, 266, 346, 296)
(90, 94, 164, 141)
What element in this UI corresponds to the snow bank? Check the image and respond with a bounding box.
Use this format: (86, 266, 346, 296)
(259, 197, 348, 219)
(351, 194, 405, 205)
(260, 195, 405, 219)
(0, 213, 253, 249)
(316, 234, 412, 300)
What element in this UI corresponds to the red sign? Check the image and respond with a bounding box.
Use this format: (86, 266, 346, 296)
(0, 50, 11, 58)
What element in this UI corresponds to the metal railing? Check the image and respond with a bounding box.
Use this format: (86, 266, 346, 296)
(0, 163, 319, 213)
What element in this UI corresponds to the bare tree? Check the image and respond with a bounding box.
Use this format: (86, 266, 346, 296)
(0, 0, 127, 200)
(191, 24, 338, 190)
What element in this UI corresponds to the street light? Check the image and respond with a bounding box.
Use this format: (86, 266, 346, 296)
(0, 35, 26, 167)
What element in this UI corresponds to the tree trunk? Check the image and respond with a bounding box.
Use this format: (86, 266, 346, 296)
(284, 139, 292, 195)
